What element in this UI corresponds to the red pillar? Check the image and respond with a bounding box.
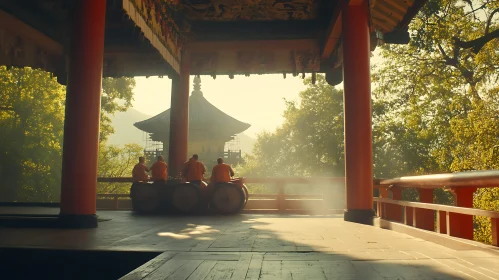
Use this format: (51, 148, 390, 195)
(59, 0, 106, 228)
(168, 54, 190, 178)
(416, 189, 434, 231)
(449, 188, 476, 240)
(342, 0, 374, 225)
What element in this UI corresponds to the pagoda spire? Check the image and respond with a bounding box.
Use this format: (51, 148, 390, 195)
(191, 75, 203, 97)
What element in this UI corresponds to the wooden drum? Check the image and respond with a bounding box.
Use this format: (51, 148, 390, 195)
(170, 182, 202, 214)
(210, 181, 249, 215)
(130, 182, 160, 214)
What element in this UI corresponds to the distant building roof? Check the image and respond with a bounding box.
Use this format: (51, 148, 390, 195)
(134, 76, 251, 142)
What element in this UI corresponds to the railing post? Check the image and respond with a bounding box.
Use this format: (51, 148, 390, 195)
(438, 210, 447, 234)
(388, 186, 403, 222)
(492, 218, 499, 246)
(378, 187, 389, 218)
(114, 196, 119, 210)
(416, 188, 434, 231)
(412, 206, 416, 227)
(449, 187, 477, 240)
(276, 181, 285, 213)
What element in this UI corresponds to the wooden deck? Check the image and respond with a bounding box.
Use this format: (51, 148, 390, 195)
(1, 209, 499, 279)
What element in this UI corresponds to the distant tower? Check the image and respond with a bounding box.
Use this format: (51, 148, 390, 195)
(134, 76, 250, 169)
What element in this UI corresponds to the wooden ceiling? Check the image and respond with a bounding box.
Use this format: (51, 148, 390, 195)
(0, 0, 427, 81)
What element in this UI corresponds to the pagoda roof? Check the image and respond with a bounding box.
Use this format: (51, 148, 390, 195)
(134, 76, 250, 141)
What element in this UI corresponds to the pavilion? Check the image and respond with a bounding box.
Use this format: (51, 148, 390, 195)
(0, 0, 426, 228)
(134, 75, 250, 169)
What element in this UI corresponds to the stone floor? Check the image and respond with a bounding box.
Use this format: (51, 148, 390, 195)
(1, 210, 499, 279)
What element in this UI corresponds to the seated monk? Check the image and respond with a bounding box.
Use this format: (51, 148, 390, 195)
(182, 154, 206, 186)
(150, 155, 168, 183)
(132, 156, 150, 182)
(210, 157, 235, 184)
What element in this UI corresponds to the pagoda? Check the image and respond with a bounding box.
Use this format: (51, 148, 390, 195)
(134, 76, 250, 167)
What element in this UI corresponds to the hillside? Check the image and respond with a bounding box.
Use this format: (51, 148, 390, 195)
(107, 108, 151, 146)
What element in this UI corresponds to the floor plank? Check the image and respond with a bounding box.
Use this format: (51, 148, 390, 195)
(166, 260, 203, 280)
(186, 261, 217, 280)
(120, 252, 177, 280)
(204, 261, 237, 280)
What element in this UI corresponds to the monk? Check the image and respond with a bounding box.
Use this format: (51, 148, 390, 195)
(210, 157, 235, 184)
(132, 157, 150, 182)
(182, 154, 206, 186)
(150, 155, 168, 183)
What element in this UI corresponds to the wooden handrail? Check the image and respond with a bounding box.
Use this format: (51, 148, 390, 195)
(374, 197, 499, 219)
(377, 170, 499, 188)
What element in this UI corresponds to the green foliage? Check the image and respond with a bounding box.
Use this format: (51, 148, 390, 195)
(0, 66, 136, 201)
(0, 67, 65, 202)
(100, 77, 136, 142)
(97, 143, 144, 194)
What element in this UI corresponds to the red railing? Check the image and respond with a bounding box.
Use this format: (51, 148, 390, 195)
(96, 177, 346, 214)
(374, 170, 499, 247)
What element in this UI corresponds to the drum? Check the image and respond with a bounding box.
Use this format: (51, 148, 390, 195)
(130, 182, 160, 214)
(210, 182, 249, 215)
(170, 182, 202, 214)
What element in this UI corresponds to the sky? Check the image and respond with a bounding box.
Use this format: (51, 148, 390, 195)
(130, 51, 382, 139)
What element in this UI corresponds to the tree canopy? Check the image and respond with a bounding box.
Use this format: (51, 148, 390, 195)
(0, 66, 137, 202)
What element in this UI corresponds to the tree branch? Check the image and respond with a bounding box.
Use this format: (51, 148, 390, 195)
(454, 29, 499, 54)
(485, 8, 499, 35)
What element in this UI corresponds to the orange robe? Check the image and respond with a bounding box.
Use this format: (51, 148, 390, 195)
(211, 163, 234, 183)
(150, 161, 168, 181)
(132, 163, 149, 182)
(183, 158, 206, 181)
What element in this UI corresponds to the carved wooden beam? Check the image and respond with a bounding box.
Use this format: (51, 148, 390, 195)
(186, 39, 319, 52)
(321, 0, 349, 60)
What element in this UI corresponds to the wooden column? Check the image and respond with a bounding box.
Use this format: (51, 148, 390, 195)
(168, 55, 190, 178)
(59, 0, 106, 228)
(449, 188, 476, 240)
(416, 189, 435, 231)
(342, 0, 374, 225)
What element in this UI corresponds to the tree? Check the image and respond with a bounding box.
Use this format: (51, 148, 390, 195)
(372, 0, 498, 241)
(0, 66, 137, 202)
(97, 143, 144, 194)
(100, 77, 136, 142)
(0, 67, 65, 202)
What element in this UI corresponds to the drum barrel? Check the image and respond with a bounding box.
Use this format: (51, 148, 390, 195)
(210, 182, 248, 215)
(130, 182, 160, 214)
(170, 182, 202, 214)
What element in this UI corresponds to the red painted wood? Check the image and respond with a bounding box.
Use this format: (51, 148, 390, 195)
(378, 188, 389, 218)
(388, 187, 403, 222)
(342, 0, 373, 212)
(416, 189, 434, 231)
(60, 0, 106, 215)
(492, 218, 499, 246)
(168, 55, 190, 177)
(449, 188, 476, 240)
